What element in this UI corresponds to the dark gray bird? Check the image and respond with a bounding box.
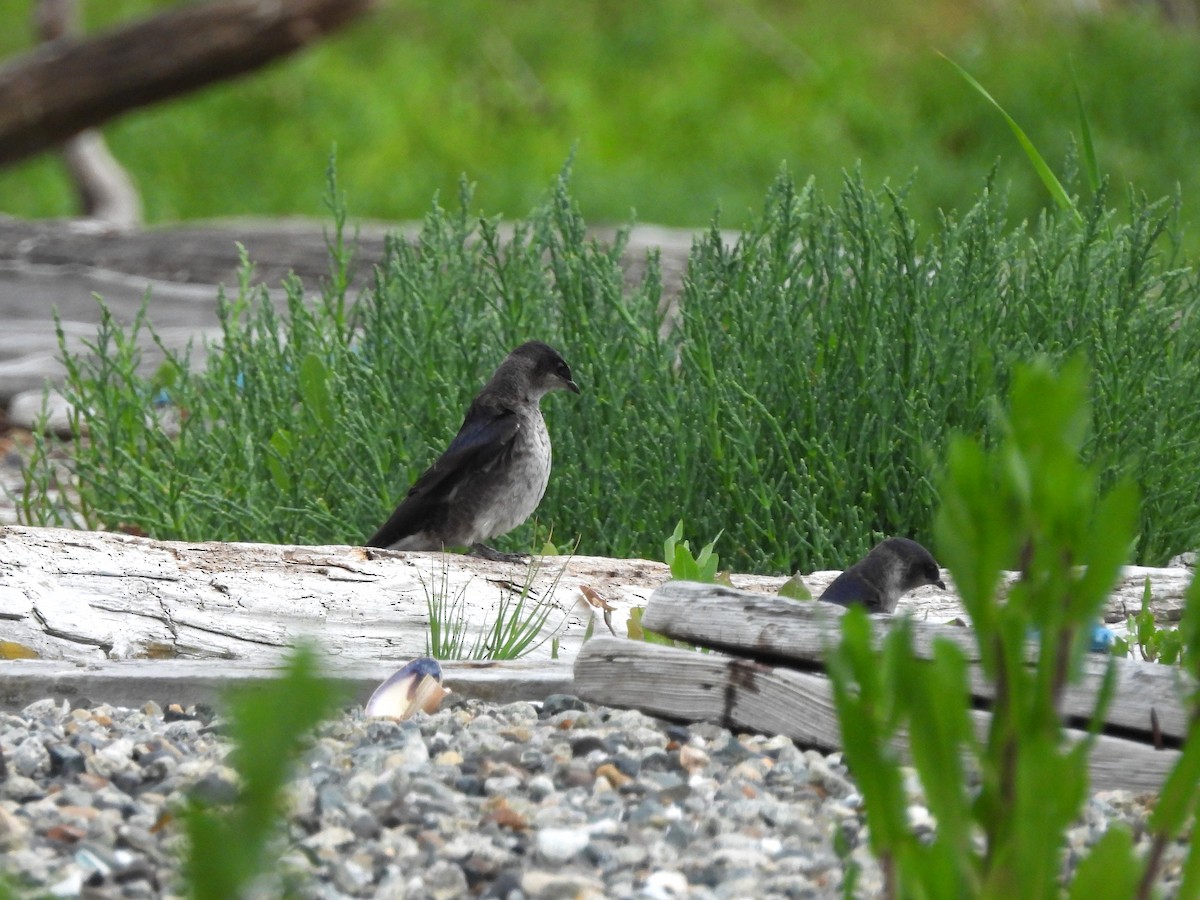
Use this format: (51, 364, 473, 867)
(819, 537, 946, 614)
(366, 341, 579, 560)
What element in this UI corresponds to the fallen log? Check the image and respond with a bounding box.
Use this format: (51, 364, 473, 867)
(0, 525, 674, 664)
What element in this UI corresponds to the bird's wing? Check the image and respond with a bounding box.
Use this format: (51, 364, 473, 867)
(366, 397, 521, 548)
(818, 571, 884, 612)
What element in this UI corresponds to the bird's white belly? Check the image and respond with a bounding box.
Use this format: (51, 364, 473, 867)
(469, 412, 552, 543)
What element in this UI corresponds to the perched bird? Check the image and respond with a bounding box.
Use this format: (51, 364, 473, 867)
(819, 537, 946, 614)
(366, 341, 580, 560)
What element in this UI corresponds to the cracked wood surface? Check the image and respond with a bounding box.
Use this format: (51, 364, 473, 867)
(638, 581, 1194, 743)
(574, 637, 1178, 795)
(0, 525, 1190, 666)
(0, 525, 677, 664)
(575, 577, 1198, 793)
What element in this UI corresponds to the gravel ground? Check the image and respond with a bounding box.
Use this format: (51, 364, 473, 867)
(0, 692, 1184, 899)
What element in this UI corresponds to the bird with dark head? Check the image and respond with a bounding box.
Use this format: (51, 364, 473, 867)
(819, 537, 946, 614)
(365, 341, 580, 561)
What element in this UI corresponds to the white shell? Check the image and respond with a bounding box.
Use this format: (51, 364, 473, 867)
(365, 657, 451, 720)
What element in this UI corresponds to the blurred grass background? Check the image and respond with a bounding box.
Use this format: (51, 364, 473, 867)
(2, 0, 1200, 244)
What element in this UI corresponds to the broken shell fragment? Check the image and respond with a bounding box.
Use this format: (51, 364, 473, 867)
(365, 657, 451, 720)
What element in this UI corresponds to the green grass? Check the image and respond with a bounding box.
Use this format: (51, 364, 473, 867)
(18, 162, 1200, 574)
(3, 0, 1200, 253)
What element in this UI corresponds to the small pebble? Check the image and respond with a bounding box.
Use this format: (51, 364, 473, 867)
(536, 826, 591, 863)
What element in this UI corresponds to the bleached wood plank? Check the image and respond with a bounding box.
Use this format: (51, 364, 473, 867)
(0, 658, 572, 712)
(725, 565, 1193, 625)
(642, 581, 1193, 742)
(573, 637, 1178, 794)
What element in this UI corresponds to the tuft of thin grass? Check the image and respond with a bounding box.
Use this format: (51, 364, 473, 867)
(471, 547, 575, 660)
(422, 541, 576, 661)
(421, 554, 473, 660)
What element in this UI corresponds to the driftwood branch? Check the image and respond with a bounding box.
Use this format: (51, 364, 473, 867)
(0, 0, 376, 167)
(34, 0, 142, 228)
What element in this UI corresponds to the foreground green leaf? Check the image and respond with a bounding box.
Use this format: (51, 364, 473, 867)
(184, 644, 344, 900)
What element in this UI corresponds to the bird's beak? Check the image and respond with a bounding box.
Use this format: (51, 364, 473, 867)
(935, 578, 947, 590)
(566, 379, 581, 394)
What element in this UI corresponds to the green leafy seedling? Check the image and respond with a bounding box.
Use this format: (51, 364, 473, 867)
(1112, 578, 1187, 666)
(778, 572, 813, 601)
(627, 606, 677, 646)
(298, 351, 335, 429)
(664, 520, 723, 583)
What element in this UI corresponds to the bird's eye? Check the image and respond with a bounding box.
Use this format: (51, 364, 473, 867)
(557, 362, 571, 377)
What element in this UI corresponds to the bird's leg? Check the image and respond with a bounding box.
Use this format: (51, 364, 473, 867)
(468, 543, 529, 563)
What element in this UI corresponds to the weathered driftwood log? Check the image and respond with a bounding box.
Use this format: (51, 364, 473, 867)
(639, 581, 1193, 741)
(574, 636, 1177, 794)
(644, 569, 1194, 634)
(0, 218, 694, 406)
(0, 0, 375, 166)
(0, 525, 679, 664)
(0, 526, 1190, 665)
